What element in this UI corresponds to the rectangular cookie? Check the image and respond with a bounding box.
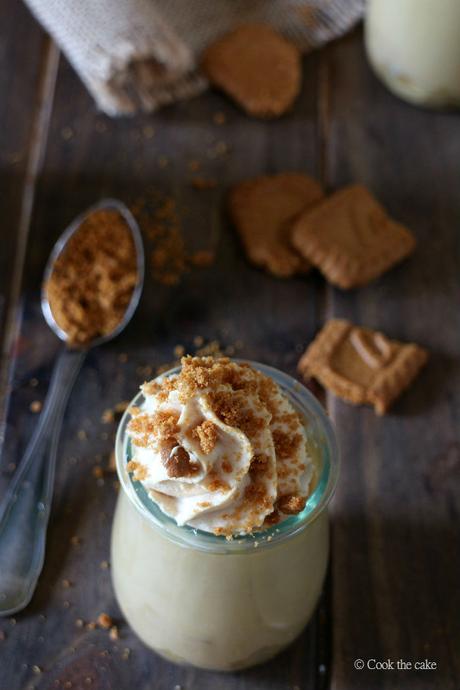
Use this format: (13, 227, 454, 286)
(291, 185, 416, 289)
(298, 319, 428, 414)
(229, 173, 323, 278)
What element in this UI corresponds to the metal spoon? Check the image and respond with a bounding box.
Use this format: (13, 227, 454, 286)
(0, 198, 144, 616)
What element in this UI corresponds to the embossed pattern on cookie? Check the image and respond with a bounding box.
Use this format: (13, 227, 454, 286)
(292, 185, 416, 289)
(229, 173, 324, 277)
(201, 24, 301, 119)
(298, 319, 428, 414)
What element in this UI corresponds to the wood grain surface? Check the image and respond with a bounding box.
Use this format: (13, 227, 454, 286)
(0, 5, 459, 690)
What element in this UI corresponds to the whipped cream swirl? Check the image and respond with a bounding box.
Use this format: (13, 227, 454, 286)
(127, 357, 314, 536)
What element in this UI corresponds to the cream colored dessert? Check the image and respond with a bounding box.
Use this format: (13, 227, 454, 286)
(112, 491, 328, 670)
(366, 0, 460, 108)
(111, 357, 337, 671)
(126, 356, 314, 536)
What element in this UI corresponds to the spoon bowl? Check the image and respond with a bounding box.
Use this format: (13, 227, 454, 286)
(41, 198, 144, 349)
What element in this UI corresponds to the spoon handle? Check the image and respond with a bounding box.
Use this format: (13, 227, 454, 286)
(0, 348, 85, 616)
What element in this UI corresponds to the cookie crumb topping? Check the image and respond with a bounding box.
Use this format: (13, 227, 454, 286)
(127, 357, 314, 536)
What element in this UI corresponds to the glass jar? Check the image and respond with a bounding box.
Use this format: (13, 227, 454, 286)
(365, 0, 460, 109)
(111, 361, 339, 671)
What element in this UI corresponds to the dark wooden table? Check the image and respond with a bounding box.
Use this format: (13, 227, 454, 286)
(1, 4, 459, 690)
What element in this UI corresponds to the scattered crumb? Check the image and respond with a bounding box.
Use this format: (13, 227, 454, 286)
(109, 626, 119, 640)
(30, 400, 42, 413)
(142, 125, 155, 139)
(92, 466, 104, 479)
(29, 378, 39, 387)
(115, 401, 129, 414)
(191, 176, 218, 190)
(77, 430, 87, 441)
(32, 665, 42, 674)
(189, 250, 215, 267)
(101, 409, 114, 424)
(122, 647, 131, 660)
(86, 622, 96, 631)
(136, 364, 153, 378)
(213, 111, 226, 125)
(97, 613, 112, 629)
(174, 345, 185, 358)
(108, 451, 116, 472)
(100, 560, 109, 570)
(208, 140, 229, 158)
(131, 192, 215, 285)
(193, 335, 204, 347)
(75, 619, 84, 628)
(62, 579, 72, 588)
(70, 535, 81, 546)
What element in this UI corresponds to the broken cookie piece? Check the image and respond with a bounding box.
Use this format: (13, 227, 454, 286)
(161, 440, 200, 479)
(298, 319, 428, 414)
(292, 185, 416, 289)
(229, 173, 324, 277)
(201, 24, 301, 119)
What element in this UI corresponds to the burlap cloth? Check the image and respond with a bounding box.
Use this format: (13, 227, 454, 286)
(23, 0, 364, 116)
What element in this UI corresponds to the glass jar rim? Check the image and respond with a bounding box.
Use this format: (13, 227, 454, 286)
(115, 360, 340, 554)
